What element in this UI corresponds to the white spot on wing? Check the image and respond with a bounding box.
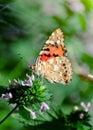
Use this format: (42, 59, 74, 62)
(48, 58, 54, 64)
(57, 40, 60, 44)
(52, 33, 55, 36)
(46, 40, 54, 45)
(54, 65, 59, 71)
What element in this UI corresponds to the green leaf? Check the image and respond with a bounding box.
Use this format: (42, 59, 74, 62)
(78, 14, 86, 30)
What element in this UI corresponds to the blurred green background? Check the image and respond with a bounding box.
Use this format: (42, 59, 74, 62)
(0, 0, 93, 129)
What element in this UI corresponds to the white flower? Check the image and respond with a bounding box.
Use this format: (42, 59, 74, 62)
(39, 102, 50, 114)
(1, 92, 12, 99)
(30, 110, 36, 119)
(24, 106, 36, 119)
(74, 106, 79, 111)
(21, 80, 32, 86)
(80, 101, 91, 112)
(21, 74, 33, 86)
(79, 113, 84, 119)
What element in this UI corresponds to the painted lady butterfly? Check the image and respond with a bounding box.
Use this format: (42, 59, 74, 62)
(31, 28, 72, 84)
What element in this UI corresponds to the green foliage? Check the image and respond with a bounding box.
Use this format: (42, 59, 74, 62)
(81, 53, 93, 70)
(14, 105, 92, 130)
(0, 75, 50, 106)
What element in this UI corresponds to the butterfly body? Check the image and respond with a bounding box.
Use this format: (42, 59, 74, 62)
(31, 28, 72, 84)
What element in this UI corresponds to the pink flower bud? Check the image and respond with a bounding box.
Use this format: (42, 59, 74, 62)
(40, 102, 49, 114)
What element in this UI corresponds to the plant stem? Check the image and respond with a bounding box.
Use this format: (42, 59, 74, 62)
(0, 105, 18, 125)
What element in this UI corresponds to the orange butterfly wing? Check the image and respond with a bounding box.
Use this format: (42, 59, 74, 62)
(31, 28, 72, 84)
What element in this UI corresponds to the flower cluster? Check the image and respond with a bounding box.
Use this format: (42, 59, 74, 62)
(1, 74, 50, 119)
(74, 101, 91, 112)
(74, 101, 91, 120)
(21, 74, 34, 86)
(24, 102, 50, 119)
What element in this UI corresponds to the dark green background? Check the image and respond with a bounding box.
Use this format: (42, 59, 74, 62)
(0, 0, 93, 130)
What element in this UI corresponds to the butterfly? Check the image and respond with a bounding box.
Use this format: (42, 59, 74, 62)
(31, 28, 72, 84)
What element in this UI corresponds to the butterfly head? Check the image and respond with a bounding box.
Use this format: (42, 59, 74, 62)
(30, 65, 36, 72)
